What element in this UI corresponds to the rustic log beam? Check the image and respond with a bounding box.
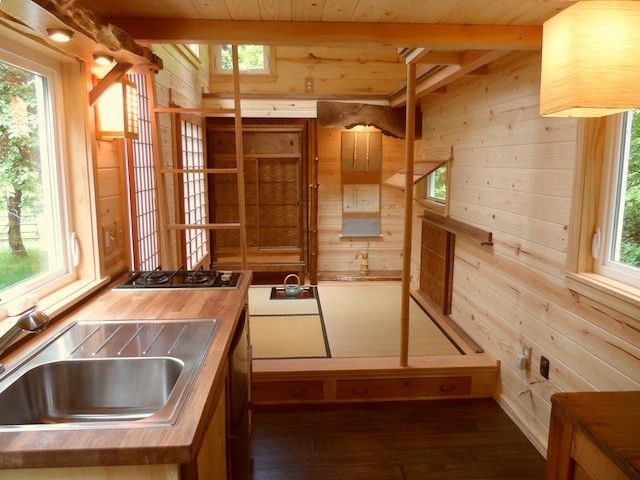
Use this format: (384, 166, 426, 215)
(390, 50, 508, 107)
(317, 101, 421, 139)
(89, 62, 132, 106)
(1, 0, 162, 70)
(107, 18, 542, 51)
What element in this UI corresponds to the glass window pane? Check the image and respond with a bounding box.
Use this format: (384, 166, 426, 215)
(612, 109, 640, 270)
(426, 165, 447, 202)
(0, 59, 64, 292)
(218, 45, 266, 72)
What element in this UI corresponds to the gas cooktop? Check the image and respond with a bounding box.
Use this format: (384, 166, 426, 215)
(117, 267, 240, 290)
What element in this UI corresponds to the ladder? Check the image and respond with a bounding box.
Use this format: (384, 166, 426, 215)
(149, 45, 247, 270)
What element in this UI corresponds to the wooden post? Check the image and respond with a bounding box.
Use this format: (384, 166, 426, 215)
(232, 45, 248, 270)
(400, 62, 416, 367)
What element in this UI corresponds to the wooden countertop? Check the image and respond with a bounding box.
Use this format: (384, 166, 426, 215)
(0, 272, 252, 469)
(551, 391, 640, 479)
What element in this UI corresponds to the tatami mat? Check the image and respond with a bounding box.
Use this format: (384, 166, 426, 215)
(249, 287, 319, 316)
(250, 315, 328, 359)
(318, 283, 461, 358)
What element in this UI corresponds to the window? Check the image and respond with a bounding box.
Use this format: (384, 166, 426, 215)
(126, 74, 159, 271)
(215, 45, 270, 74)
(426, 165, 447, 203)
(0, 50, 73, 304)
(180, 120, 207, 269)
(596, 110, 640, 287)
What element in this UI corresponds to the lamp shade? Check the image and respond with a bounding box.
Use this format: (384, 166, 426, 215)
(95, 79, 139, 140)
(540, 1, 640, 117)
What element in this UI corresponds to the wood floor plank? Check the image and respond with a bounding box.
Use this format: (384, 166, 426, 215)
(251, 399, 545, 480)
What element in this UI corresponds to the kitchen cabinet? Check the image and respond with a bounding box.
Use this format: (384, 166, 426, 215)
(545, 392, 640, 480)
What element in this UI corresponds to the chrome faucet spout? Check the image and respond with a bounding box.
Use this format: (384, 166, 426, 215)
(0, 310, 51, 361)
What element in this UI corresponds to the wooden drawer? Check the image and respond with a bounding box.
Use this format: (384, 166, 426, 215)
(252, 380, 324, 403)
(336, 376, 471, 400)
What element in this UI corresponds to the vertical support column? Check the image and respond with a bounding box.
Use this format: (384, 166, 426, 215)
(400, 62, 417, 367)
(232, 45, 248, 270)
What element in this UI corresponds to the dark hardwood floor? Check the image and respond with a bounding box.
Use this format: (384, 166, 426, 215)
(251, 399, 546, 480)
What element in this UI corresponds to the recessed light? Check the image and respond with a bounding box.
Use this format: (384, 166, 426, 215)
(46, 28, 74, 43)
(93, 53, 115, 66)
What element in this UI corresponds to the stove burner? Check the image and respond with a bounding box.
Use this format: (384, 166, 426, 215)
(143, 267, 170, 285)
(185, 271, 210, 285)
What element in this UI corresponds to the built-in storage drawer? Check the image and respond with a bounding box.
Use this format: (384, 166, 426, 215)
(252, 380, 324, 403)
(336, 376, 471, 400)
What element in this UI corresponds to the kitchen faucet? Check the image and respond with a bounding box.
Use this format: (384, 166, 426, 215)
(0, 309, 51, 374)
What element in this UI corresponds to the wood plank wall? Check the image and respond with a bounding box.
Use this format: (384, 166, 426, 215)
(419, 51, 640, 452)
(208, 46, 404, 97)
(95, 139, 128, 276)
(151, 44, 211, 267)
(317, 126, 418, 272)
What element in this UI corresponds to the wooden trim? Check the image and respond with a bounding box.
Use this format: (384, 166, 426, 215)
(147, 74, 172, 268)
(167, 223, 241, 230)
(411, 290, 483, 355)
(174, 113, 187, 267)
(566, 273, 640, 320)
(400, 62, 416, 368)
(161, 168, 238, 174)
(565, 118, 608, 273)
(420, 210, 492, 245)
(308, 120, 319, 284)
(108, 19, 542, 50)
(154, 106, 235, 115)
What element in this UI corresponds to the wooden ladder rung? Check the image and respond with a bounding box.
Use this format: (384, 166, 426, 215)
(153, 107, 236, 115)
(161, 168, 238, 174)
(167, 223, 241, 230)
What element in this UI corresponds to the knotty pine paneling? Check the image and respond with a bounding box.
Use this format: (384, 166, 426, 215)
(95, 139, 128, 276)
(418, 51, 640, 453)
(209, 45, 404, 97)
(317, 126, 416, 273)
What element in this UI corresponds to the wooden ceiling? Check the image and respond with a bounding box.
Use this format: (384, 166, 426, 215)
(82, 0, 574, 25)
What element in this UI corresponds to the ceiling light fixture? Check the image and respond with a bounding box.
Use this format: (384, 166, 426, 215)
(46, 28, 74, 43)
(93, 53, 115, 66)
(540, 1, 640, 117)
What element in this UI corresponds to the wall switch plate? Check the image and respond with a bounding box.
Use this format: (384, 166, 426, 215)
(540, 356, 550, 379)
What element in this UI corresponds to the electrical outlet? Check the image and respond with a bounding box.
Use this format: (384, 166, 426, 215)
(540, 356, 550, 379)
(102, 224, 116, 255)
(517, 346, 532, 370)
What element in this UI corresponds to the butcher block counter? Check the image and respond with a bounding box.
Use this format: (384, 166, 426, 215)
(0, 271, 252, 480)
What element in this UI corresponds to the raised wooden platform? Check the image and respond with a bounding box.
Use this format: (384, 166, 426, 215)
(252, 354, 499, 405)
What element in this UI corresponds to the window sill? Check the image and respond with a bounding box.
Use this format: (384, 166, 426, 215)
(0, 277, 111, 332)
(566, 272, 640, 319)
(414, 197, 446, 216)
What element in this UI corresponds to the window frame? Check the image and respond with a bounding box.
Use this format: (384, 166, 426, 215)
(425, 165, 448, 205)
(213, 44, 273, 76)
(0, 43, 76, 307)
(566, 115, 640, 318)
(595, 111, 640, 287)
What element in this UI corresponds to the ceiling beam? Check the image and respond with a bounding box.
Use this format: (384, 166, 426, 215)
(390, 50, 508, 107)
(106, 18, 542, 50)
(404, 49, 463, 65)
(0, 0, 162, 70)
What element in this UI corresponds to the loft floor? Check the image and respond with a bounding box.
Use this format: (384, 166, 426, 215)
(251, 399, 546, 480)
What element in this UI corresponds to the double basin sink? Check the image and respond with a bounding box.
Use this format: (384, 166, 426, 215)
(0, 319, 217, 429)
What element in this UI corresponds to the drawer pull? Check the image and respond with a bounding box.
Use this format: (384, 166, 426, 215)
(352, 387, 369, 396)
(439, 383, 456, 393)
(290, 388, 307, 397)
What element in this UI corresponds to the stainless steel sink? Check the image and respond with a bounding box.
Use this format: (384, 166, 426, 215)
(0, 320, 217, 430)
